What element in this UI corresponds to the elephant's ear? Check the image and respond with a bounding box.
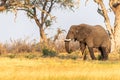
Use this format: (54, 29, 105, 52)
(77, 27, 92, 39)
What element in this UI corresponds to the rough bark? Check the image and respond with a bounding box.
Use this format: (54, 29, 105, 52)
(33, 0, 54, 44)
(109, 0, 120, 50)
(32, 7, 48, 43)
(34, 14, 47, 43)
(39, 27, 47, 43)
(94, 0, 112, 33)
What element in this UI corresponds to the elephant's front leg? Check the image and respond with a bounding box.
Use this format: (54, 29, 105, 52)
(88, 47, 96, 60)
(79, 42, 86, 55)
(79, 42, 87, 60)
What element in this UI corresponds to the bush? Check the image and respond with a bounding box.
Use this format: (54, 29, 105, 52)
(42, 48, 58, 57)
(6, 53, 16, 59)
(0, 44, 7, 54)
(31, 43, 41, 52)
(97, 55, 102, 60)
(9, 39, 32, 53)
(24, 53, 37, 59)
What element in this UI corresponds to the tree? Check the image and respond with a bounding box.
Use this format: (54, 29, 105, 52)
(109, 0, 120, 50)
(0, 0, 79, 43)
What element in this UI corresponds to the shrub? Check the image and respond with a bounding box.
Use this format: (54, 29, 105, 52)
(9, 39, 32, 53)
(31, 43, 41, 52)
(24, 53, 37, 59)
(42, 48, 58, 57)
(97, 55, 102, 60)
(6, 53, 16, 59)
(68, 55, 78, 60)
(0, 43, 7, 54)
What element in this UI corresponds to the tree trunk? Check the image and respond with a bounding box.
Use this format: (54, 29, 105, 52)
(34, 15, 47, 43)
(39, 27, 47, 43)
(110, 0, 120, 50)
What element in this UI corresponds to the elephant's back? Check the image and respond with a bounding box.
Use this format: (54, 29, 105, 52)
(94, 25, 111, 52)
(93, 25, 109, 36)
(94, 25, 106, 32)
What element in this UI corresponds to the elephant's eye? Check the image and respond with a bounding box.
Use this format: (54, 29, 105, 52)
(71, 32, 73, 33)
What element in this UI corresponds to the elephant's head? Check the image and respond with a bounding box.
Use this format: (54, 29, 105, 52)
(64, 25, 78, 53)
(64, 24, 92, 53)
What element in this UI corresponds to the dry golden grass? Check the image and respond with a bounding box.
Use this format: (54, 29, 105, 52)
(0, 35, 119, 79)
(0, 55, 120, 80)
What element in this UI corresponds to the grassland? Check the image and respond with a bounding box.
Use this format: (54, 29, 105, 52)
(0, 54, 120, 80)
(0, 39, 120, 80)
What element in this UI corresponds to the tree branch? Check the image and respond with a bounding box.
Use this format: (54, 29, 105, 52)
(41, 0, 48, 25)
(44, 0, 55, 23)
(94, 0, 114, 35)
(0, 0, 7, 6)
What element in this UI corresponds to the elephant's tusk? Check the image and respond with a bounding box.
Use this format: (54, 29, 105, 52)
(64, 39, 72, 42)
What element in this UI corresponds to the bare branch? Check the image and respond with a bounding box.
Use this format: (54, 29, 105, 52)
(44, 0, 55, 23)
(85, 0, 89, 6)
(36, 6, 55, 20)
(94, 0, 113, 35)
(41, 0, 48, 24)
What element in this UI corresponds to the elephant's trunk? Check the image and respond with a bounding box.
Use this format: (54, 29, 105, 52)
(64, 39, 72, 53)
(65, 41, 70, 53)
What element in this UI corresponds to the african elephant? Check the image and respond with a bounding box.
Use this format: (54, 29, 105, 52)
(64, 24, 111, 60)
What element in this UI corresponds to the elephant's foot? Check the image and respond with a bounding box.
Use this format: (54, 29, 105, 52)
(99, 55, 108, 61)
(100, 47, 108, 60)
(91, 57, 97, 60)
(90, 54, 97, 60)
(102, 56, 108, 61)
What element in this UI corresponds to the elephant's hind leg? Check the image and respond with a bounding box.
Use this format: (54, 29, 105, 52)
(99, 47, 108, 60)
(88, 47, 96, 60)
(98, 47, 104, 60)
(102, 47, 108, 60)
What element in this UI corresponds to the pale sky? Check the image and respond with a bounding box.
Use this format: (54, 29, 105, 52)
(0, 0, 114, 43)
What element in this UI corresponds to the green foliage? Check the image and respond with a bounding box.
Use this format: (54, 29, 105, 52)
(6, 53, 16, 59)
(45, 20, 52, 27)
(58, 51, 80, 60)
(24, 53, 37, 59)
(97, 55, 102, 60)
(68, 54, 78, 60)
(42, 48, 58, 57)
(55, 0, 75, 8)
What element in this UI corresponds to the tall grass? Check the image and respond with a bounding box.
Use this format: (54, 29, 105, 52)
(0, 35, 119, 60)
(0, 58, 120, 80)
(0, 34, 80, 56)
(0, 35, 120, 80)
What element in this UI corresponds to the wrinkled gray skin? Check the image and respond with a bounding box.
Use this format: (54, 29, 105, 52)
(65, 24, 111, 60)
